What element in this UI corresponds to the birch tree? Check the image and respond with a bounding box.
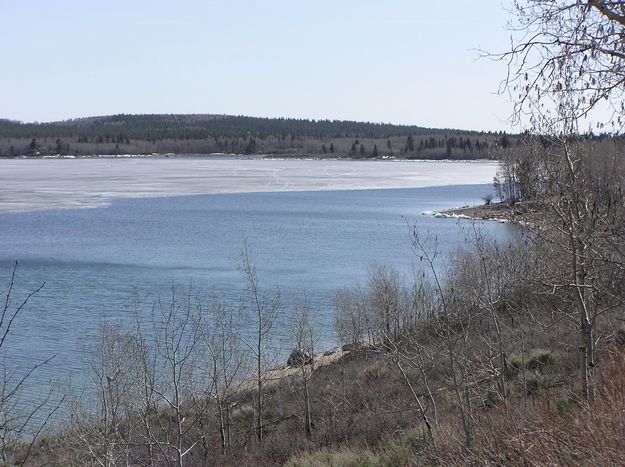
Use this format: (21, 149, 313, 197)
(501, 0, 625, 130)
(239, 241, 279, 443)
(498, 0, 625, 400)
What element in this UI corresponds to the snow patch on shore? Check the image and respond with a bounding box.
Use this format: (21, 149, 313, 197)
(423, 210, 510, 223)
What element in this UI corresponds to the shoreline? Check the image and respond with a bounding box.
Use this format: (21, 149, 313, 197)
(429, 200, 541, 225)
(0, 152, 497, 163)
(238, 346, 350, 392)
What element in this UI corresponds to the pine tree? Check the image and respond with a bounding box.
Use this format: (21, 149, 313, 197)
(245, 137, 257, 154)
(406, 134, 415, 152)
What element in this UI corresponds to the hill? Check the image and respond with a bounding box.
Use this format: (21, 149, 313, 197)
(0, 114, 512, 159)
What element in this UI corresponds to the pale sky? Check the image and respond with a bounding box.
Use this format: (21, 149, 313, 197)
(1, 1, 514, 131)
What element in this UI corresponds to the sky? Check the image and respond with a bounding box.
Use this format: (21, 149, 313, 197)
(1, 1, 514, 131)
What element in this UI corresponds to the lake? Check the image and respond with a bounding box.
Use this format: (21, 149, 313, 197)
(0, 158, 507, 404)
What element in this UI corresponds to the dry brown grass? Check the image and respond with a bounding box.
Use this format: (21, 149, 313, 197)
(427, 350, 625, 466)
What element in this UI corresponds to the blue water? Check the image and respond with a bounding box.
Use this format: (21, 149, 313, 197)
(0, 184, 508, 401)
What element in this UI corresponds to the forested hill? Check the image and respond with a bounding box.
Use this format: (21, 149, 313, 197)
(0, 114, 514, 159)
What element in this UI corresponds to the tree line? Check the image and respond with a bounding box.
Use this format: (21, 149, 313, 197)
(0, 114, 512, 159)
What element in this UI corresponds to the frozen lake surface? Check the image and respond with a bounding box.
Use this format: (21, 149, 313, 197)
(0, 157, 499, 212)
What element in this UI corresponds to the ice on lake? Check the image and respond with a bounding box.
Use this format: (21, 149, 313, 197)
(0, 158, 499, 213)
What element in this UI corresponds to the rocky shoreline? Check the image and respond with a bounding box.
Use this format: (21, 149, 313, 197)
(427, 200, 542, 225)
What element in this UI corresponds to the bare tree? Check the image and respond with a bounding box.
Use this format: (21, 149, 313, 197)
(87, 323, 137, 466)
(538, 137, 624, 399)
(148, 286, 209, 466)
(289, 299, 317, 438)
(65, 288, 211, 466)
(368, 264, 408, 343)
(500, 0, 625, 130)
(381, 339, 437, 449)
(459, 224, 510, 400)
(334, 286, 372, 347)
(200, 301, 246, 455)
(0, 262, 63, 465)
(65, 321, 147, 467)
(494, 0, 625, 402)
(372, 271, 439, 448)
(411, 229, 475, 448)
(238, 240, 280, 443)
(127, 315, 159, 466)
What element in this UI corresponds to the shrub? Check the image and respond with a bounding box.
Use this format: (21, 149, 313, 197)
(526, 373, 556, 396)
(525, 349, 558, 371)
(508, 349, 558, 375)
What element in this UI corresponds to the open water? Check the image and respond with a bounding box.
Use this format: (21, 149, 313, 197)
(0, 158, 508, 406)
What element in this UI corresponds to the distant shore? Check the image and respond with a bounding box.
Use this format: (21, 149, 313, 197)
(0, 152, 497, 162)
